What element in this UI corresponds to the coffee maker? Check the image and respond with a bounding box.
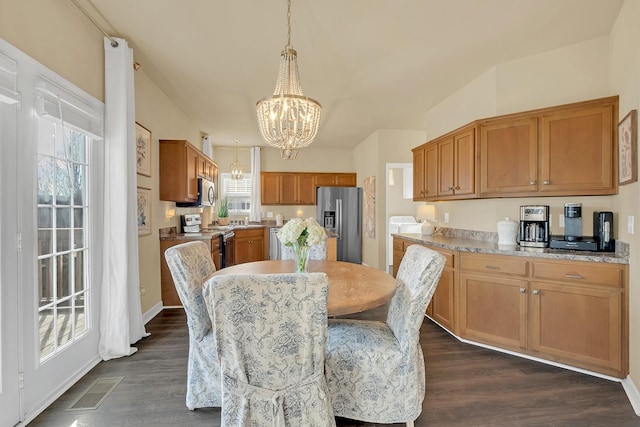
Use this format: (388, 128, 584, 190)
(518, 205, 550, 248)
(593, 211, 615, 252)
(549, 203, 598, 251)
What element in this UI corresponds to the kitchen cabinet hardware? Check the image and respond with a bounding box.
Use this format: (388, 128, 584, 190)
(533, 289, 540, 295)
(543, 180, 550, 185)
(485, 265, 500, 270)
(564, 273, 585, 280)
(520, 287, 526, 293)
(530, 180, 536, 185)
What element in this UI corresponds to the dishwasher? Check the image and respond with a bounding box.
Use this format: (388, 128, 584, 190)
(269, 227, 282, 260)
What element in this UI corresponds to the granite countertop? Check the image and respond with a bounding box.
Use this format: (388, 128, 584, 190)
(159, 224, 267, 241)
(393, 228, 629, 265)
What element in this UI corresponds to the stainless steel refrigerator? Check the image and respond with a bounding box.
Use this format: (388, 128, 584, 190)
(316, 186, 362, 264)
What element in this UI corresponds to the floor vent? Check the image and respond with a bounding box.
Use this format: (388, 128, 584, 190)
(66, 377, 124, 411)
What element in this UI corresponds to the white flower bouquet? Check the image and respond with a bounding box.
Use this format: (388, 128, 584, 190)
(277, 217, 326, 247)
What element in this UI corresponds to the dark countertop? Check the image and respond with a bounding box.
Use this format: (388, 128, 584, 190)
(393, 231, 629, 265)
(159, 224, 267, 241)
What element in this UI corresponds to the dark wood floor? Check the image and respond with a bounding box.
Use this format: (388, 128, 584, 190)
(30, 307, 640, 426)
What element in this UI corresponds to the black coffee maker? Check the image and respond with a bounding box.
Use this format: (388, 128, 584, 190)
(593, 211, 615, 252)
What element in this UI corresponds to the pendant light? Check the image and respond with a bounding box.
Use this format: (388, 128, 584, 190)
(230, 140, 245, 180)
(256, 0, 321, 160)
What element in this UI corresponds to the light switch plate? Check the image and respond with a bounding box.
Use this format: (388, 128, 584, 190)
(628, 215, 634, 234)
(559, 214, 565, 228)
(444, 212, 450, 223)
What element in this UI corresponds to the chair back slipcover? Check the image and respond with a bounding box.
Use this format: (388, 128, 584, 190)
(204, 272, 336, 427)
(165, 241, 222, 409)
(325, 244, 445, 424)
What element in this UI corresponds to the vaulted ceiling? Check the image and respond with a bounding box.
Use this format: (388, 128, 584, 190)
(88, 0, 624, 148)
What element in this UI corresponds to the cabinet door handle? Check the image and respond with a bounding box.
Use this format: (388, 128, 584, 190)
(485, 265, 500, 270)
(533, 289, 540, 295)
(543, 180, 550, 185)
(564, 273, 584, 280)
(519, 288, 526, 293)
(529, 180, 536, 185)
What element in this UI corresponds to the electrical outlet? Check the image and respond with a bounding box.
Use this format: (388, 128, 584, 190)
(559, 214, 565, 228)
(628, 215, 634, 234)
(444, 212, 450, 223)
(549, 214, 553, 227)
(140, 287, 146, 296)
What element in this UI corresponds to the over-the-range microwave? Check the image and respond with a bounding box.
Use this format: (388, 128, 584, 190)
(176, 177, 216, 207)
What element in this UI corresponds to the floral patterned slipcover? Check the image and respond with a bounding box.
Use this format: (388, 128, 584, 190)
(325, 244, 445, 424)
(203, 273, 336, 427)
(164, 241, 222, 410)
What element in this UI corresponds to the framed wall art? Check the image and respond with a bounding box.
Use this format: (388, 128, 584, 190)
(137, 186, 151, 236)
(136, 122, 152, 177)
(618, 109, 637, 185)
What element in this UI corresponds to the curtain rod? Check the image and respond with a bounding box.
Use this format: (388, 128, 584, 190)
(69, 0, 119, 47)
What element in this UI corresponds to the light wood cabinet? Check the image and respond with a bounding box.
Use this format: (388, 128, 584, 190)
(160, 140, 218, 203)
(459, 252, 626, 377)
(414, 96, 618, 201)
(160, 236, 221, 306)
(412, 142, 437, 200)
(459, 254, 530, 351)
(393, 238, 456, 333)
(392, 236, 628, 378)
(314, 173, 357, 187)
(479, 116, 538, 196)
(413, 125, 476, 201)
(539, 103, 615, 195)
(261, 172, 356, 205)
(427, 248, 456, 333)
(234, 228, 265, 264)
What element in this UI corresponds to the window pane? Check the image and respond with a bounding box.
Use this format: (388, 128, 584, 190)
(38, 257, 54, 306)
(39, 307, 55, 358)
(56, 253, 71, 298)
(56, 207, 71, 228)
(55, 159, 71, 205)
(74, 294, 86, 336)
(68, 130, 86, 163)
(73, 229, 84, 250)
(38, 229, 53, 256)
(71, 163, 86, 205)
(74, 207, 84, 227)
(74, 251, 85, 292)
(37, 156, 54, 204)
(56, 229, 70, 252)
(56, 299, 73, 347)
(38, 206, 52, 228)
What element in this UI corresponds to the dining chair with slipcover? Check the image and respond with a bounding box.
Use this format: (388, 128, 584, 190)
(203, 272, 336, 426)
(324, 244, 446, 426)
(280, 239, 327, 260)
(164, 240, 221, 410)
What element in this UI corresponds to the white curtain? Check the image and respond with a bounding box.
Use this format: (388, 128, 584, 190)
(99, 37, 148, 360)
(250, 146, 262, 222)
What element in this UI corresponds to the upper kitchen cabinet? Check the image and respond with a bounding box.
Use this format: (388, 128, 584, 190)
(314, 173, 357, 187)
(479, 116, 538, 196)
(413, 124, 476, 201)
(413, 142, 437, 200)
(261, 172, 356, 205)
(479, 96, 617, 197)
(539, 100, 616, 195)
(415, 96, 619, 201)
(261, 172, 317, 205)
(160, 139, 218, 203)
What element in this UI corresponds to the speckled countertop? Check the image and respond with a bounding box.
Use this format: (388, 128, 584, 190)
(159, 224, 267, 241)
(393, 227, 629, 265)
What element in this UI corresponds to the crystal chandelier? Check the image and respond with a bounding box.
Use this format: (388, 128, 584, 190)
(229, 140, 245, 180)
(256, 0, 321, 160)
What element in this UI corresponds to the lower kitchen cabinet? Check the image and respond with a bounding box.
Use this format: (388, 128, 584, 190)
(160, 237, 220, 307)
(234, 228, 266, 264)
(392, 236, 628, 378)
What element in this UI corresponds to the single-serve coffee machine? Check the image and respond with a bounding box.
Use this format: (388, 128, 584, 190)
(518, 205, 550, 248)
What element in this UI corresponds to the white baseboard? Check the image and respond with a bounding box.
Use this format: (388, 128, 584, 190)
(622, 375, 640, 416)
(142, 301, 164, 324)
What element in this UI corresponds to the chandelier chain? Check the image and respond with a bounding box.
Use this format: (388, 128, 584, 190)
(286, 0, 292, 49)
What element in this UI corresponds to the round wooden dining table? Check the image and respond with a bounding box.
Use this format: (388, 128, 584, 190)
(207, 260, 397, 316)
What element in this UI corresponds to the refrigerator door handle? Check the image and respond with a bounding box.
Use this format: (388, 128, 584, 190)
(336, 198, 342, 240)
